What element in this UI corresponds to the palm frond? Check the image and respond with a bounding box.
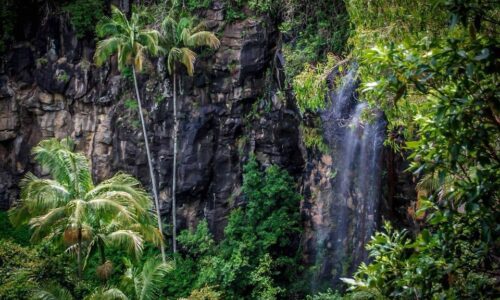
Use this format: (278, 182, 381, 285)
(160, 16, 177, 44)
(67, 199, 87, 226)
(137, 257, 172, 300)
(96, 6, 160, 72)
(105, 230, 144, 259)
(110, 5, 130, 32)
(86, 172, 148, 199)
(34, 283, 75, 300)
(180, 28, 192, 48)
(85, 198, 136, 221)
(31, 138, 93, 198)
(129, 223, 163, 246)
(180, 47, 197, 76)
(167, 47, 182, 74)
(10, 174, 69, 226)
(94, 36, 122, 67)
(82, 237, 99, 270)
(137, 30, 160, 56)
(84, 287, 128, 300)
(29, 206, 67, 241)
(32, 139, 74, 189)
(65, 243, 80, 257)
(187, 31, 220, 49)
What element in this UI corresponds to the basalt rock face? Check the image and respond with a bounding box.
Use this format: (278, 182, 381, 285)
(0, 2, 304, 238)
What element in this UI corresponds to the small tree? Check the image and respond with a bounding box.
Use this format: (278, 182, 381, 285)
(94, 6, 166, 262)
(160, 15, 220, 252)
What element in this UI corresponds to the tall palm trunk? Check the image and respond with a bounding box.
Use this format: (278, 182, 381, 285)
(77, 226, 82, 279)
(132, 66, 166, 262)
(172, 70, 178, 253)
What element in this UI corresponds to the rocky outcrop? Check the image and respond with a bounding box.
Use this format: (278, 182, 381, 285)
(0, 2, 303, 239)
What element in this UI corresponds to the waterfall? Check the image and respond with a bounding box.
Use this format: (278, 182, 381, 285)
(313, 67, 385, 288)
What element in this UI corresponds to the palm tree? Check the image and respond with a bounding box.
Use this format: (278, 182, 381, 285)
(82, 208, 163, 280)
(121, 257, 171, 300)
(160, 15, 220, 252)
(9, 138, 158, 278)
(94, 6, 166, 262)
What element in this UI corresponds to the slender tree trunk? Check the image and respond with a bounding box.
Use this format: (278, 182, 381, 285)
(172, 70, 178, 253)
(132, 66, 166, 263)
(77, 227, 82, 279)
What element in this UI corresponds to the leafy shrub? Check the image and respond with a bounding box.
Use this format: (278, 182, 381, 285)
(167, 158, 304, 299)
(63, 0, 105, 38)
(293, 54, 337, 113)
(0, 240, 76, 299)
(180, 286, 222, 300)
(0, 211, 30, 245)
(300, 124, 329, 153)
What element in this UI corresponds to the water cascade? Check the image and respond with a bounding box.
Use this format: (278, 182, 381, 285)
(313, 68, 386, 287)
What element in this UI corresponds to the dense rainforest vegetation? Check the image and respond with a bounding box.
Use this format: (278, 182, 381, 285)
(0, 0, 498, 299)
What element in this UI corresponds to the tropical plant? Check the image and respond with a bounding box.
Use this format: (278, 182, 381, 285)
(94, 6, 166, 262)
(84, 287, 128, 300)
(34, 284, 75, 300)
(292, 54, 338, 113)
(159, 13, 220, 252)
(34, 283, 128, 300)
(120, 257, 172, 300)
(9, 138, 159, 278)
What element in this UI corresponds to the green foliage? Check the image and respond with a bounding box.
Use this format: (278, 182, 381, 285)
(56, 70, 70, 83)
(0, 240, 75, 299)
(176, 0, 212, 12)
(282, 0, 350, 84)
(36, 57, 49, 68)
(159, 13, 220, 76)
(0, 211, 30, 245)
(124, 98, 139, 110)
(121, 66, 134, 82)
(120, 257, 171, 300)
(342, 1, 500, 298)
(166, 158, 303, 299)
(63, 0, 105, 38)
(179, 286, 222, 300)
(293, 54, 337, 113)
(343, 221, 496, 298)
(0, 0, 16, 53)
(95, 6, 161, 72)
(306, 289, 344, 300)
(300, 125, 329, 154)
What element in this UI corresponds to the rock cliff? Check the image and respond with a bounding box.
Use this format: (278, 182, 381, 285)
(0, 1, 304, 240)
